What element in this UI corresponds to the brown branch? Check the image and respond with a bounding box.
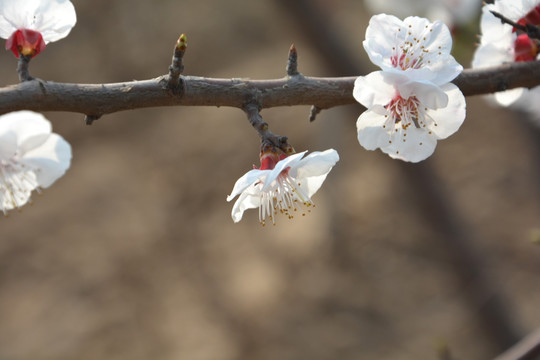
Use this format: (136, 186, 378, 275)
(0, 61, 539, 117)
(492, 328, 540, 360)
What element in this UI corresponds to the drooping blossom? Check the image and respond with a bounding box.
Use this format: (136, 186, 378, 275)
(227, 149, 339, 226)
(354, 14, 466, 162)
(0, 111, 71, 214)
(0, 0, 76, 58)
(364, 0, 480, 28)
(472, 0, 540, 107)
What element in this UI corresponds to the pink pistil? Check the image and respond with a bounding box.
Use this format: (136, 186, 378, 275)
(391, 53, 421, 70)
(386, 95, 421, 129)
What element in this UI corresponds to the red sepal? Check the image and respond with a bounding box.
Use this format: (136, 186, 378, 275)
(5, 29, 46, 58)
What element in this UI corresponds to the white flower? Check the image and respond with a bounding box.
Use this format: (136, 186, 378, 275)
(472, 0, 540, 106)
(227, 149, 339, 226)
(363, 0, 480, 27)
(355, 14, 466, 162)
(0, 0, 76, 57)
(0, 111, 71, 214)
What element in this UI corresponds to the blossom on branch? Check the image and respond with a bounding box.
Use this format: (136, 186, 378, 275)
(0, 111, 71, 214)
(0, 0, 76, 58)
(227, 149, 339, 226)
(472, 0, 540, 107)
(354, 14, 466, 162)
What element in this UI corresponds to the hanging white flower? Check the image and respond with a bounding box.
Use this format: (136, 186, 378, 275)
(0, 0, 76, 57)
(354, 14, 466, 162)
(472, 0, 540, 107)
(0, 111, 71, 214)
(227, 149, 339, 226)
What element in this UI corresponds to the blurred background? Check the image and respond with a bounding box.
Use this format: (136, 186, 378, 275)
(1, 0, 539, 359)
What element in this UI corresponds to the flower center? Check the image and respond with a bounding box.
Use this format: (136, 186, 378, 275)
(0, 158, 39, 215)
(5, 29, 46, 58)
(385, 95, 424, 129)
(258, 170, 313, 226)
(391, 52, 423, 70)
(514, 6, 540, 62)
(389, 23, 438, 70)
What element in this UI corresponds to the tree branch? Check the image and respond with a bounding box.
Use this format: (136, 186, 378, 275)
(0, 61, 539, 117)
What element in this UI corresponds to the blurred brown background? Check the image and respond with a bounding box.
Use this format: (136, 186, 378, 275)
(1, 1, 539, 359)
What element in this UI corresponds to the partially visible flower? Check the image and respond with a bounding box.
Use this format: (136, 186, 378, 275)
(364, 0, 480, 28)
(0, 0, 76, 58)
(0, 111, 71, 214)
(355, 14, 466, 162)
(472, 0, 540, 106)
(227, 149, 339, 226)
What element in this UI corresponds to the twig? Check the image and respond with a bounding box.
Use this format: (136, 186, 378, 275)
(167, 34, 187, 94)
(243, 102, 292, 153)
(16, 55, 33, 82)
(286, 44, 299, 76)
(492, 328, 540, 360)
(490, 10, 540, 41)
(309, 105, 321, 122)
(84, 114, 101, 125)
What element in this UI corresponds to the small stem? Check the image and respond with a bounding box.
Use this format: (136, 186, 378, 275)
(309, 105, 321, 122)
(17, 55, 33, 82)
(167, 34, 187, 94)
(490, 10, 540, 41)
(84, 114, 102, 125)
(286, 44, 299, 76)
(243, 102, 291, 153)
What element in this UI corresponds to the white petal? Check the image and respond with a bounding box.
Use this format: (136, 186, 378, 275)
(0, 111, 52, 150)
(494, 88, 525, 107)
(356, 106, 393, 151)
(231, 190, 261, 223)
(382, 127, 438, 162)
(397, 80, 448, 109)
(0, 130, 17, 159)
(0, 0, 76, 43)
(419, 57, 463, 85)
(0, 0, 24, 38)
(426, 83, 466, 139)
(226, 168, 266, 201)
(294, 149, 339, 198)
(293, 149, 339, 179)
(21, 133, 71, 188)
(363, 13, 406, 69)
(472, 42, 514, 69)
(353, 71, 397, 108)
